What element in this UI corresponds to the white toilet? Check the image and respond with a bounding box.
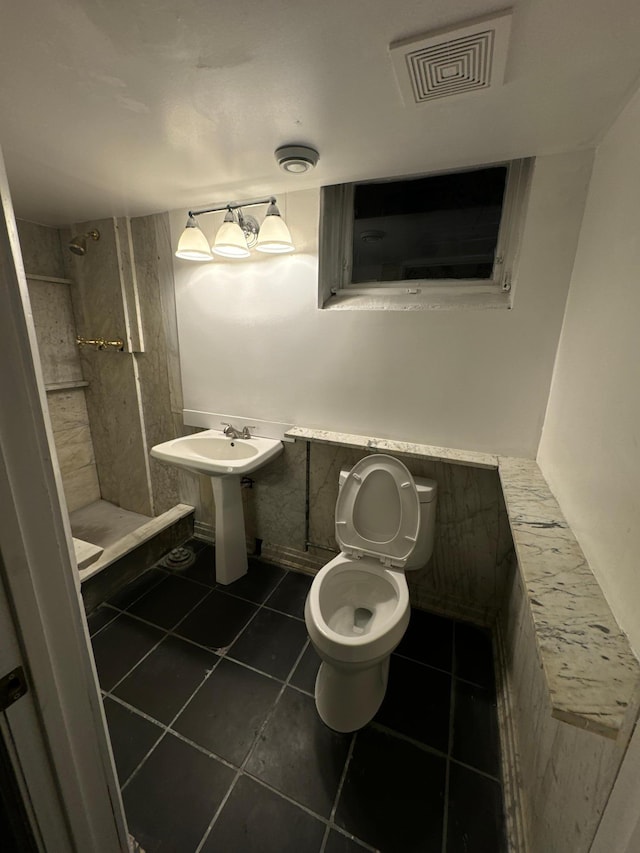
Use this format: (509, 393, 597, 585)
(304, 454, 437, 733)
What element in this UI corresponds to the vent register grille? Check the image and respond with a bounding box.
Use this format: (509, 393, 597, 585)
(390, 10, 512, 105)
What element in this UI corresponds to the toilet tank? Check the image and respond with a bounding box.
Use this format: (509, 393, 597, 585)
(338, 466, 437, 571)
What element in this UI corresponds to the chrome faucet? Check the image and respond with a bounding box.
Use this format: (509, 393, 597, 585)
(221, 422, 256, 439)
(221, 422, 241, 439)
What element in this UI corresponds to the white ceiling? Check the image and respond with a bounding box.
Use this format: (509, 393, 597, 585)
(2, 0, 640, 226)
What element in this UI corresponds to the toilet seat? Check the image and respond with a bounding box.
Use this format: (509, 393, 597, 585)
(335, 454, 420, 568)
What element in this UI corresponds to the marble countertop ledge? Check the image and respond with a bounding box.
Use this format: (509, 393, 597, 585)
(285, 427, 499, 470)
(499, 457, 640, 739)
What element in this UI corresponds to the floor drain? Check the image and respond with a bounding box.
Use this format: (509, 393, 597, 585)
(159, 546, 196, 571)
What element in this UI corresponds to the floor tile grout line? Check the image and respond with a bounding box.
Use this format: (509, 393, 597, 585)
(115, 641, 309, 800)
(191, 639, 302, 853)
(202, 562, 289, 608)
(105, 612, 306, 725)
(96, 594, 252, 664)
(107, 690, 376, 853)
(319, 732, 358, 853)
(119, 729, 169, 793)
(238, 769, 379, 852)
(99, 610, 503, 782)
(98, 598, 309, 689)
(393, 650, 454, 679)
(441, 623, 458, 853)
(328, 733, 356, 825)
(193, 768, 243, 853)
(87, 611, 119, 640)
(97, 560, 504, 847)
(113, 654, 238, 797)
(393, 649, 494, 692)
(448, 756, 503, 785)
(109, 568, 169, 610)
(369, 721, 450, 763)
(104, 631, 169, 696)
(103, 582, 220, 695)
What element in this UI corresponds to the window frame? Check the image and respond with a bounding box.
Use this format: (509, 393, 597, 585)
(318, 158, 533, 309)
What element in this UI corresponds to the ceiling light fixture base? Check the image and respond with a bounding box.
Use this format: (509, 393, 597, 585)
(275, 145, 320, 174)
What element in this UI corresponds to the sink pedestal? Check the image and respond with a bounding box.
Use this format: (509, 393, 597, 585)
(210, 476, 248, 585)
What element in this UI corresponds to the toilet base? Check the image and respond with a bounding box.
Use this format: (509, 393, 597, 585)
(314, 657, 390, 733)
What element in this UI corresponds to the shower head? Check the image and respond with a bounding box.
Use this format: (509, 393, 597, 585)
(68, 229, 100, 256)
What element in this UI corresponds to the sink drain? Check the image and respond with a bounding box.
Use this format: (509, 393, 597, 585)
(159, 546, 196, 571)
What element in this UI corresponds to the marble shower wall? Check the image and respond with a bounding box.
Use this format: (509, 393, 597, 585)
(17, 220, 100, 513)
(130, 214, 182, 515)
(66, 215, 181, 518)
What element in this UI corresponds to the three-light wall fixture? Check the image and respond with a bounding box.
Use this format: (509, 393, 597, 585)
(175, 197, 294, 262)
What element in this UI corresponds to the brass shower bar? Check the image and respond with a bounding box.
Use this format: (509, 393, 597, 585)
(76, 336, 124, 351)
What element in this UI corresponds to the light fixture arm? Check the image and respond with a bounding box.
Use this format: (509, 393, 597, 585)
(188, 196, 276, 219)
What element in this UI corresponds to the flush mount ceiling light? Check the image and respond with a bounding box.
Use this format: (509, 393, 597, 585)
(175, 196, 294, 262)
(275, 144, 320, 174)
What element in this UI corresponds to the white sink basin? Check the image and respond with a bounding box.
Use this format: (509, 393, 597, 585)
(150, 430, 283, 476)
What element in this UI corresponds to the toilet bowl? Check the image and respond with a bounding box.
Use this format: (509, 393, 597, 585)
(304, 454, 437, 732)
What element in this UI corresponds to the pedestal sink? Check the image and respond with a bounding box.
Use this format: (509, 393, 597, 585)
(150, 430, 283, 584)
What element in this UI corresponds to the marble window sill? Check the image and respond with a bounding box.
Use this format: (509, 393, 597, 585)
(287, 427, 640, 739)
(322, 289, 511, 311)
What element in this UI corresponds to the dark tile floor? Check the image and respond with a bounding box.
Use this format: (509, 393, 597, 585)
(89, 540, 507, 853)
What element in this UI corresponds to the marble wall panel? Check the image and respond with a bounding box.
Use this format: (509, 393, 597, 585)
(307, 441, 510, 623)
(114, 217, 143, 352)
(130, 214, 181, 514)
(68, 217, 154, 517)
(26, 279, 84, 385)
(244, 440, 307, 551)
(48, 389, 100, 512)
(67, 218, 128, 346)
(79, 349, 152, 516)
(55, 425, 95, 474)
(18, 220, 100, 513)
(61, 464, 101, 514)
(499, 563, 635, 853)
(46, 389, 90, 433)
(17, 220, 65, 278)
(153, 215, 184, 416)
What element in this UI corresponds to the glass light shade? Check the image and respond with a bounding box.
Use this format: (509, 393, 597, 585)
(212, 219, 250, 258)
(255, 210, 295, 254)
(175, 218, 213, 261)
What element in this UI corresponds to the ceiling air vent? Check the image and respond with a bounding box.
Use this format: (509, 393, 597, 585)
(390, 10, 512, 106)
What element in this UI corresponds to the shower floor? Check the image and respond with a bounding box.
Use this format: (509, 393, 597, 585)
(70, 499, 152, 549)
(89, 540, 507, 852)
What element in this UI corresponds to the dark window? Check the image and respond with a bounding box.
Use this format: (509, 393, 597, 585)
(351, 167, 507, 283)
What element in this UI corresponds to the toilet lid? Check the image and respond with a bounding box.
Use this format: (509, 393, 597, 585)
(335, 454, 420, 568)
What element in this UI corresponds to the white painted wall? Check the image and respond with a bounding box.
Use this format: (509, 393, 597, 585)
(171, 150, 593, 457)
(538, 88, 640, 657)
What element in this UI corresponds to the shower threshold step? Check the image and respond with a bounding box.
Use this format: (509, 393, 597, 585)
(75, 502, 194, 583)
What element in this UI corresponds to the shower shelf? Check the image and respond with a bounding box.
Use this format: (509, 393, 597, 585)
(26, 274, 73, 285)
(45, 380, 89, 392)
